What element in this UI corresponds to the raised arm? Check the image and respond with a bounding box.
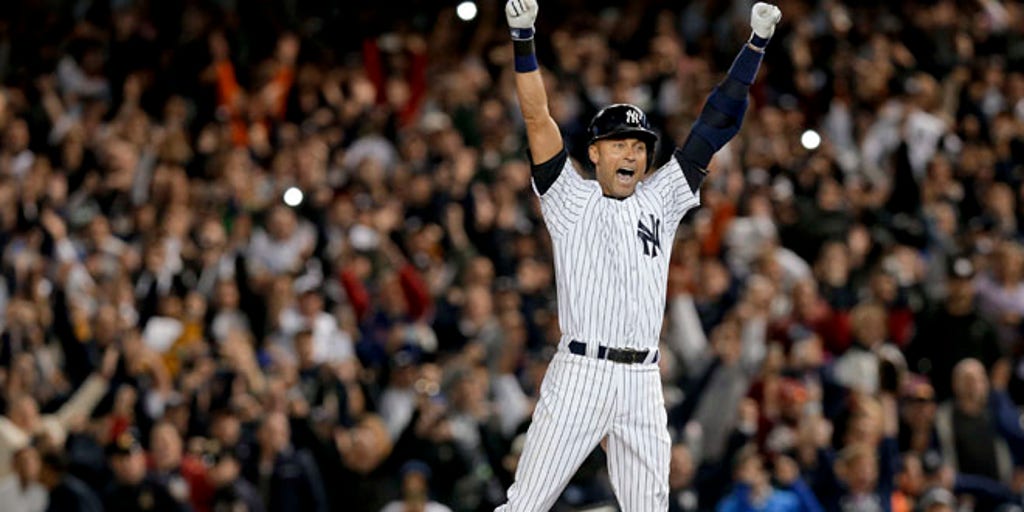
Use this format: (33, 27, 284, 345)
(506, 0, 562, 165)
(676, 3, 782, 192)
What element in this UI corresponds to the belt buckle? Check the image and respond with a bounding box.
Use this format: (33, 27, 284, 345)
(608, 347, 645, 364)
(629, 350, 645, 364)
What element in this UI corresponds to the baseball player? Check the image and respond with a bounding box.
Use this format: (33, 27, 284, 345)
(498, 0, 782, 510)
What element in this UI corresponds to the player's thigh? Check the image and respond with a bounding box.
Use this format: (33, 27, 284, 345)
(500, 353, 615, 510)
(605, 366, 670, 510)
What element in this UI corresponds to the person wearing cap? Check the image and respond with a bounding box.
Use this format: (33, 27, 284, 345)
(905, 256, 1002, 401)
(378, 460, 452, 512)
(103, 429, 188, 512)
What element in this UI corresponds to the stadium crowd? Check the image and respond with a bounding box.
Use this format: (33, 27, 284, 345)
(0, 0, 1023, 511)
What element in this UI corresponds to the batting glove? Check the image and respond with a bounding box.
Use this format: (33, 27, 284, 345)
(506, 0, 538, 40)
(750, 2, 782, 41)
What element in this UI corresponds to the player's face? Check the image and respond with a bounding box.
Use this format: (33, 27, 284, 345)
(590, 137, 647, 198)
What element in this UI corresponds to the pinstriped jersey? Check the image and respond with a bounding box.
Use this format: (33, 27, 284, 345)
(532, 150, 700, 352)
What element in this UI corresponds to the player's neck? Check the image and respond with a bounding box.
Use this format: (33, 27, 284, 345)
(602, 193, 631, 201)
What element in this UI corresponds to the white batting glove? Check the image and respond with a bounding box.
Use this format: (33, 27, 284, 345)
(506, 0, 539, 35)
(750, 2, 782, 40)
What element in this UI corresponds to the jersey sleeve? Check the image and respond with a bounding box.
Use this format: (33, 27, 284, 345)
(531, 148, 593, 238)
(643, 150, 702, 229)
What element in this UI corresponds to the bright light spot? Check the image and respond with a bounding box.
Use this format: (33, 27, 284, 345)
(801, 129, 821, 150)
(456, 1, 477, 21)
(283, 187, 303, 207)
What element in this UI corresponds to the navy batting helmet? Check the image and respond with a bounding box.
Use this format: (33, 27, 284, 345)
(587, 104, 659, 170)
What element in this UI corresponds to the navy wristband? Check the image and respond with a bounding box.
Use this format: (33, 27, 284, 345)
(513, 36, 538, 73)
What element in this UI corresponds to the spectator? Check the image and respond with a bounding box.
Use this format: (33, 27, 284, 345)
(0, 354, 114, 478)
(831, 302, 904, 395)
(915, 487, 956, 512)
(38, 450, 102, 512)
(242, 412, 327, 512)
(148, 421, 212, 512)
(207, 445, 263, 512)
(812, 394, 900, 512)
(717, 447, 823, 512)
(0, 444, 47, 512)
(897, 377, 938, 456)
(102, 429, 187, 512)
(973, 241, 1024, 354)
(669, 443, 699, 512)
(379, 460, 452, 512)
(933, 359, 1024, 486)
(905, 257, 1002, 401)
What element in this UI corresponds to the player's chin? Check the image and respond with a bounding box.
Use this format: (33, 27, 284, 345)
(612, 181, 638, 198)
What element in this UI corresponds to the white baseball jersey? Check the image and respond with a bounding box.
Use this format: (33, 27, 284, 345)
(497, 149, 700, 512)
(537, 149, 699, 352)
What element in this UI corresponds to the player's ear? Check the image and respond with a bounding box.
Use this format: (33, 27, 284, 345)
(588, 144, 599, 166)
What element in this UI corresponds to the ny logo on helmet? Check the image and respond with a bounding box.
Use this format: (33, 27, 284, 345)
(637, 214, 661, 258)
(625, 108, 642, 126)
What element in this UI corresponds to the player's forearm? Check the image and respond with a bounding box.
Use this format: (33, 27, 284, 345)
(514, 71, 562, 163)
(514, 68, 551, 126)
(679, 42, 767, 169)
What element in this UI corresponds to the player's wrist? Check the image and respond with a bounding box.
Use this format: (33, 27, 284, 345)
(511, 27, 538, 73)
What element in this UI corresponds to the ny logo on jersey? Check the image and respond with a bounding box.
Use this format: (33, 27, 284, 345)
(637, 214, 661, 258)
(625, 108, 642, 126)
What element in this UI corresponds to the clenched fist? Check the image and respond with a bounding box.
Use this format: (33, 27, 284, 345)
(506, 0, 538, 32)
(751, 2, 782, 40)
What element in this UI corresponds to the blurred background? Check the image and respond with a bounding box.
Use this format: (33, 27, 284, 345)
(0, 0, 1023, 511)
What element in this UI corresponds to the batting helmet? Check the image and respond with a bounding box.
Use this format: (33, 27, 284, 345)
(587, 103, 659, 170)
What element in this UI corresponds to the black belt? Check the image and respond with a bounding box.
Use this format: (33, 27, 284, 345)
(568, 340, 657, 365)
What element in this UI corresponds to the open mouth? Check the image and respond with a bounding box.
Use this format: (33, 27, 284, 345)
(616, 168, 636, 183)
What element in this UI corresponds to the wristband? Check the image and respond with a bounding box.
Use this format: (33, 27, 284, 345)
(749, 33, 770, 49)
(513, 31, 538, 73)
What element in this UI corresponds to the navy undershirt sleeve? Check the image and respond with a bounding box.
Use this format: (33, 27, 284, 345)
(531, 149, 568, 196)
(679, 42, 765, 171)
(673, 148, 710, 194)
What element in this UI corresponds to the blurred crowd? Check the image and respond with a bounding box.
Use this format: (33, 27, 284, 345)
(0, 0, 1023, 511)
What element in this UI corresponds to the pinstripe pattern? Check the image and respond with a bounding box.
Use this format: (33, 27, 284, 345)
(499, 353, 616, 511)
(496, 154, 697, 511)
(545, 155, 698, 353)
(606, 364, 671, 510)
